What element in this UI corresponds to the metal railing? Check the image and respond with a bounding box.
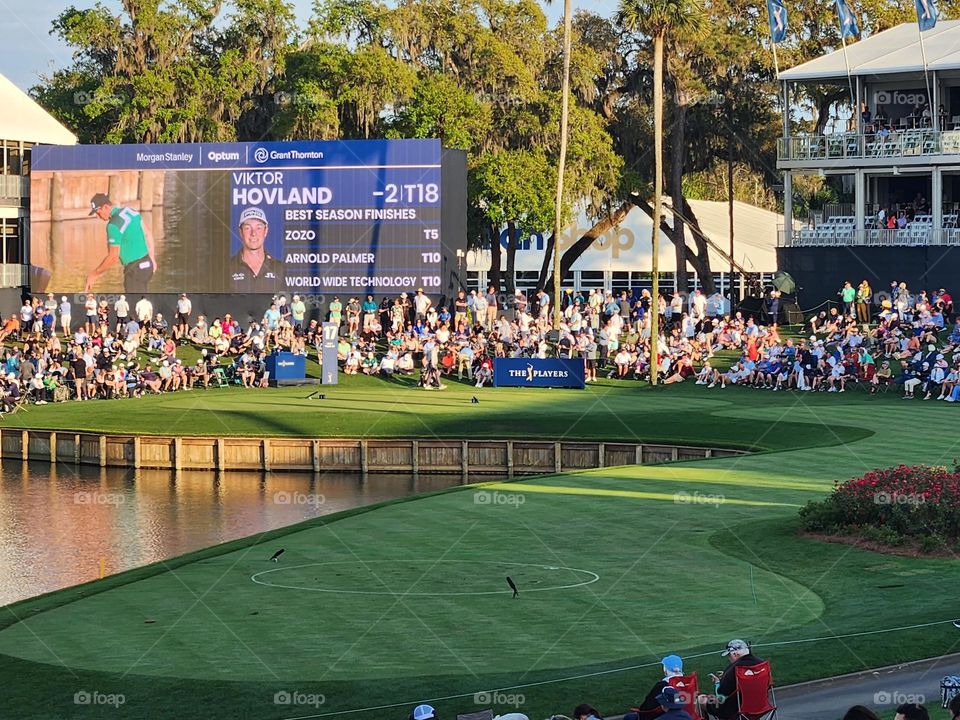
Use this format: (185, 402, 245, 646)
(778, 129, 960, 161)
(779, 226, 960, 247)
(0, 264, 28, 287)
(0, 175, 28, 201)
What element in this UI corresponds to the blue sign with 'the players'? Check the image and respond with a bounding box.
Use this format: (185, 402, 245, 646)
(493, 358, 585, 389)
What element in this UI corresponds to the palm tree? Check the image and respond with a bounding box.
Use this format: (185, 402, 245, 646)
(618, 0, 705, 385)
(552, 0, 573, 330)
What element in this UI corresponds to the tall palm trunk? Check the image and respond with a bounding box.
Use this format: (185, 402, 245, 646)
(650, 31, 663, 386)
(552, 0, 573, 329)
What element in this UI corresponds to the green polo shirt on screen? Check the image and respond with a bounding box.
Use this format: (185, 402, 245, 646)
(107, 207, 149, 265)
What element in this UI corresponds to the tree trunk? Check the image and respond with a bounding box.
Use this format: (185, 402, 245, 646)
(487, 223, 502, 292)
(539, 202, 632, 291)
(632, 196, 716, 296)
(552, 0, 573, 328)
(505, 220, 518, 296)
(650, 31, 663, 386)
(679, 197, 716, 295)
(670, 94, 688, 293)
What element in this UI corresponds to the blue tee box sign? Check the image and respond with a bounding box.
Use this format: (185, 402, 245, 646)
(265, 352, 306, 384)
(493, 358, 585, 389)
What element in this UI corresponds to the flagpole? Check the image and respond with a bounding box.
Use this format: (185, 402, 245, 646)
(772, 42, 781, 78)
(839, 32, 856, 115)
(917, 22, 933, 122)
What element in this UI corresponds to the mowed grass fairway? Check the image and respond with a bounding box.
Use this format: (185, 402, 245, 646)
(3, 380, 960, 719)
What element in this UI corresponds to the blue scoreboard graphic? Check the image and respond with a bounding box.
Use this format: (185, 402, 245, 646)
(30, 139, 444, 295)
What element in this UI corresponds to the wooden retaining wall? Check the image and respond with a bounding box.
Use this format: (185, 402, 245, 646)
(0, 429, 745, 475)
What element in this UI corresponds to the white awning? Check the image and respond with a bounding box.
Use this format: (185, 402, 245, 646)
(0, 72, 77, 145)
(779, 20, 960, 81)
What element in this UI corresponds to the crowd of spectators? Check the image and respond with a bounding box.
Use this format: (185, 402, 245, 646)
(403, 638, 949, 720)
(0, 277, 956, 410)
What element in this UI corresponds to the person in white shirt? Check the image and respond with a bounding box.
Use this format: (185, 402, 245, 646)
(135, 296, 153, 326)
(113, 295, 130, 333)
(58, 296, 72, 338)
(174, 294, 192, 340)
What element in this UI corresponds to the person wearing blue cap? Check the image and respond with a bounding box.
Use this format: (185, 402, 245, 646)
(625, 654, 685, 720)
(410, 704, 436, 720)
(654, 686, 693, 720)
(229, 207, 286, 292)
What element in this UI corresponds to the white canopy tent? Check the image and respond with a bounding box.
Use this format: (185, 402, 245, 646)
(779, 20, 960, 81)
(467, 199, 781, 274)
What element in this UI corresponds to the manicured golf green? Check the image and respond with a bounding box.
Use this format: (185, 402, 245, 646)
(2, 380, 959, 720)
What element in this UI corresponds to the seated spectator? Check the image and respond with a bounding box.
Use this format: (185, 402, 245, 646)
(653, 686, 693, 720)
(572, 705, 602, 720)
(140, 365, 161, 394)
(703, 639, 763, 720)
(894, 703, 929, 720)
(842, 706, 880, 720)
(626, 654, 685, 720)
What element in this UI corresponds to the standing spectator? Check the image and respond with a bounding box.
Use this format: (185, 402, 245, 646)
(346, 297, 361, 337)
(174, 293, 192, 341)
(114, 294, 130, 333)
(19, 298, 33, 339)
(856, 280, 872, 323)
(414, 288, 432, 326)
(473, 290, 488, 329)
(485, 285, 498, 329)
(840, 281, 856, 317)
(453, 290, 468, 326)
(290, 295, 306, 331)
(135, 295, 153, 327)
(328, 296, 342, 328)
(362, 294, 378, 330)
(58, 296, 71, 338)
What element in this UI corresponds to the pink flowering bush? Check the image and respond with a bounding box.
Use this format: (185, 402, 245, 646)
(799, 464, 960, 552)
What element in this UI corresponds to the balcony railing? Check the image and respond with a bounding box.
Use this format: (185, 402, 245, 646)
(0, 264, 28, 287)
(0, 175, 28, 202)
(779, 218, 960, 247)
(778, 129, 960, 162)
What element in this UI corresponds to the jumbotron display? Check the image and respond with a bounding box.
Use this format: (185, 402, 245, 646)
(29, 139, 443, 295)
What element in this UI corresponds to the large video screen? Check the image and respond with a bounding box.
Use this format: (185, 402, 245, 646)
(30, 140, 443, 295)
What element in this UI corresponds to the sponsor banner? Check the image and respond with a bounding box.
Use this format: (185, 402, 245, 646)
(493, 358, 585, 389)
(265, 352, 306, 382)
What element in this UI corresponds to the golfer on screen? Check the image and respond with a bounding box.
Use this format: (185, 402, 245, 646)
(229, 207, 285, 292)
(85, 193, 157, 294)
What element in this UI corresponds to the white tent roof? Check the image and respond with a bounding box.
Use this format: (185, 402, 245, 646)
(779, 20, 960, 81)
(0, 72, 76, 145)
(468, 199, 781, 274)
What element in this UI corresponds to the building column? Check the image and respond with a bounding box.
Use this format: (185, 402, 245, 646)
(933, 168, 943, 233)
(855, 77, 862, 134)
(933, 71, 940, 133)
(855, 170, 866, 235)
(783, 171, 793, 245)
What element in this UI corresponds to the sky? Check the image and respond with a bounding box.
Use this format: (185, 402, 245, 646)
(0, 0, 618, 94)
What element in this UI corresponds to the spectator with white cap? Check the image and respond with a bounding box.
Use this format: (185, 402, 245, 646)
(703, 639, 763, 720)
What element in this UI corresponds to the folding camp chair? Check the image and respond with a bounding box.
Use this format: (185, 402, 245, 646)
(735, 661, 777, 720)
(669, 672, 705, 720)
(211, 366, 228, 387)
